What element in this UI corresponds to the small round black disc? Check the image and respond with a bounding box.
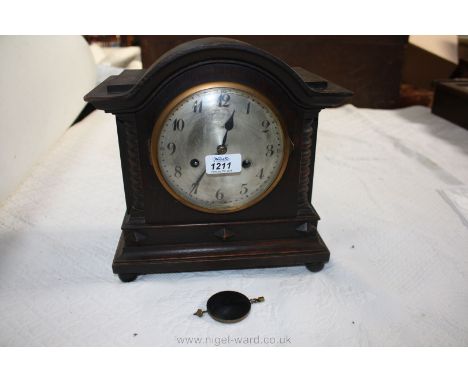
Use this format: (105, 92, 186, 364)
(207, 291, 251, 323)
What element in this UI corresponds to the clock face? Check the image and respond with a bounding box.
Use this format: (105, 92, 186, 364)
(151, 82, 290, 213)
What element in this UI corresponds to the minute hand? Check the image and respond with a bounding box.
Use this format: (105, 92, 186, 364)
(221, 110, 235, 147)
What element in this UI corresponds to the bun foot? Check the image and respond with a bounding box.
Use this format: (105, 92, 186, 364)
(118, 273, 138, 282)
(305, 262, 325, 273)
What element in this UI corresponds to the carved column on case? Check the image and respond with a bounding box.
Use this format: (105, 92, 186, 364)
(297, 114, 319, 216)
(116, 115, 145, 216)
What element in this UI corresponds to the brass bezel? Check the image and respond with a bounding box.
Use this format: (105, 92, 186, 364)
(150, 82, 291, 214)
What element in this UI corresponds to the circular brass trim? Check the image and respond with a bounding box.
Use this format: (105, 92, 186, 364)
(150, 81, 290, 214)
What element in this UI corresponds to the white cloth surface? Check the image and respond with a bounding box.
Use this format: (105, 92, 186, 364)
(1, 105, 468, 346)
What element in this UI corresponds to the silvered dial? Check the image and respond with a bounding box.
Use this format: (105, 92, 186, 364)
(152, 83, 288, 213)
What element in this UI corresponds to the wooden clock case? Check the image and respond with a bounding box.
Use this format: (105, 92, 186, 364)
(84, 38, 352, 281)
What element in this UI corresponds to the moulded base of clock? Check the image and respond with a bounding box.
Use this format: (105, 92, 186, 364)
(112, 213, 330, 281)
(84, 38, 352, 282)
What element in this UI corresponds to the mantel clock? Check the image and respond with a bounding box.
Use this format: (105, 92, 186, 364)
(85, 38, 352, 282)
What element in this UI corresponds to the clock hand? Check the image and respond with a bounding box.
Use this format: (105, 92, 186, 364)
(195, 169, 206, 184)
(191, 132, 233, 194)
(190, 135, 232, 194)
(221, 110, 235, 147)
(195, 111, 236, 193)
(190, 169, 206, 195)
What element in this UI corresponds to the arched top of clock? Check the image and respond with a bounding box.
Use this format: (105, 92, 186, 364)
(85, 37, 352, 113)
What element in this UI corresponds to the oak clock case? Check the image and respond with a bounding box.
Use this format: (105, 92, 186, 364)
(84, 38, 352, 282)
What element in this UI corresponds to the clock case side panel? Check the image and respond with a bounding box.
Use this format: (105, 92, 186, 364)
(115, 114, 145, 220)
(297, 111, 321, 218)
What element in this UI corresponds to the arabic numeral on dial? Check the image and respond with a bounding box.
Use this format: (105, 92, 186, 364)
(193, 100, 202, 113)
(266, 144, 274, 157)
(262, 120, 270, 132)
(256, 168, 264, 179)
(240, 183, 248, 195)
(166, 142, 176, 155)
(173, 119, 185, 131)
(215, 189, 224, 200)
(217, 93, 230, 107)
(190, 182, 199, 195)
(174, 165, 182, 178)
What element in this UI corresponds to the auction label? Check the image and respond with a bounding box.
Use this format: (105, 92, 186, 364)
(205, 154, 242, 174)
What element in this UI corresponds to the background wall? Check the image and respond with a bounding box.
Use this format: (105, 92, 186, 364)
(138, 35, 409, 109)
(0, 36, 96, 204)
